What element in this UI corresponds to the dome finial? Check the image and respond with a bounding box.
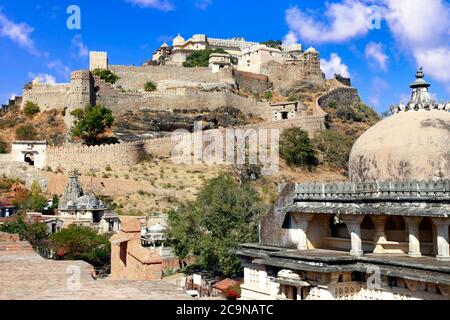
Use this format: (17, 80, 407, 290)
(416, 67, 424, 79)
(410, 67, 430, 89)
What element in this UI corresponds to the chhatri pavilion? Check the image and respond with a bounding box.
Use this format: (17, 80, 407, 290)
(238, 69, 450, 300)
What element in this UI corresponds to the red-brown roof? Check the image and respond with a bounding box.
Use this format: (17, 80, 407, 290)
(213, 279, 239, 292)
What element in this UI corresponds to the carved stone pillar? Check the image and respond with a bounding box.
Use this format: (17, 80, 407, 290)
(291, 213, 314, 250)
(342, 215, 365, 257)
(370, 216, 388, 254)
(432, 218, 450, 261)
(405, 217, 423, 258)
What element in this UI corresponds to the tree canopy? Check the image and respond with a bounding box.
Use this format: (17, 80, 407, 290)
(167, 174, 266, 277)
(0, 215, 48, 248)
(71, 105, 114, 145)
(92, 68, 120, 84)
(49, 225, 111, 268)
(279, 127, 316, 167)
(260, 40, 282, 49)
(183, 48, 227, 68)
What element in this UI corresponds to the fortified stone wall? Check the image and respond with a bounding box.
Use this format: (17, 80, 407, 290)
(260, 60, 324, 89)
(21, 83, 71, 111)
(45, 141, 145, 172)
(109, 65, 235, 91)
(233, 70, 270, 94)
(318, 87, 361, 109)
(95, 76, 271, 119)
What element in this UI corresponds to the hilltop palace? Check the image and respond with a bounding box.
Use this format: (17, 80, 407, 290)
(1, 33, 339, 175)
(238, 69, 450, 300)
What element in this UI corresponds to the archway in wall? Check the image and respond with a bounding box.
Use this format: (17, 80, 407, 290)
(24, 153, 35, 166)
(385, 216, 406, 242)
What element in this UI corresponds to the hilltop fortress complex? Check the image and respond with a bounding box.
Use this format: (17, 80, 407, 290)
(1, 33, 360, 178)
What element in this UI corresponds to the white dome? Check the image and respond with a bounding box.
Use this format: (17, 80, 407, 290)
(77, 195, 99, 207)
(173, 34, 185, 47)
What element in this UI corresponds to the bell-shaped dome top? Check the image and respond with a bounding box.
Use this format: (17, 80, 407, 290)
(172, 34, 185, 47)
(349, 69, 450, 183)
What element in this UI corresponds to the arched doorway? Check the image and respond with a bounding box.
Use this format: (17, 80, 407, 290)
(24, 153, 35, 166)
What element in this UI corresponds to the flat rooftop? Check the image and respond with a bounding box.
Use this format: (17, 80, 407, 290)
(0, 246, 191, 300)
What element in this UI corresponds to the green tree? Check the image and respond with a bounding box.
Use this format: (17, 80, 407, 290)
(23, 101, 40, 117)
(71, 105, 114, 145)
(92, 68, 120, 84)
(0, 215, 48, 247)
(279, 127, 316, 167)
(183, 48, 227, 67)
(313, 130, 355, 170)
(260, 40, 282, 49)
(13, 181, 48, 213)
(144, 81, 157, 92)
(49, 225, 111, 268)
(167, 174, 265, 277)
(15, 125, 38, 140)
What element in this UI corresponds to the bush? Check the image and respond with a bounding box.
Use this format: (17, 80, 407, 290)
(313, 130, 355, 170)
(23, 101, 40, 117)
(15, 125, 38, 140)
(336, 105, 356, 121)
(0, 215, 48, 247)
(279, 128, 316, 167)
(92, 68, 120, 84)
(13, 181, 48, 213)
(49, 225, 111, 268)
(144, 81, 157, 92)
(71, 104, 114, 145)
(264, 91, 273, 100)
(183, 48, 227, 68)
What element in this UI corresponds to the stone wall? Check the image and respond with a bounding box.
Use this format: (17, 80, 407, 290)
(45, 141, 145, 172)
(260, 60, 324, 89)
(21, 83, 71, 111)
(233, 70, 270, 94)
(95, 76, 271, 119)
(109, 65, 235, 91)
(318, 87, 361, 109)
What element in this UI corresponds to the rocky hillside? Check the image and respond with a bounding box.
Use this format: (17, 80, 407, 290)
(0, 105, 67, 150)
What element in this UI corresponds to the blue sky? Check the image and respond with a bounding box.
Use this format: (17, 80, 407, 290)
(0, 0, 449, 113)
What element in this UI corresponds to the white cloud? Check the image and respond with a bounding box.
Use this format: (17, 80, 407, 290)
(365, 42, 388, 71)
(195, 0, 212, 10)
(28, 72, 56, 84)
(282, 30, 298, 45)
(126, 0, 174, 11)
(71, 34, 89, 58)
(0, 9, 40, 56)
(383, 0, 450, 85)
(284, 0, 373, 44)
(47, 59, 71, 80)
(320, 53, 350, 79)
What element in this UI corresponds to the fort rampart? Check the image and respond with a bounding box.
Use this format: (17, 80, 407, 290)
(109, 65, 235, 91)
(45, 141, 145, 172)
(317, 87, 360, 109)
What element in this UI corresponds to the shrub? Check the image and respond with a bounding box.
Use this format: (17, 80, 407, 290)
(183, 48, 227, 67)
(144, 81, 157, 92)
(336, 105, 356, 121)
(49, 225, 111, 268)
(92, 68, 120, 84)
(279, 128, 316, 167)
(313, 130, 355, 170)
(23, 101, 40, 117)
(0, 215, 48, 247)
(71, 105, 114, 145)
(15, 125, 38, 140)
(264, 91, 273, 100)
